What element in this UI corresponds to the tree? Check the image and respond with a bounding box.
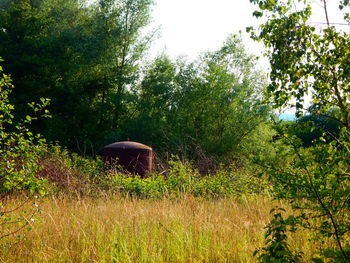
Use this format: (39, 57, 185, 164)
(92, 0, 155, 132)
(287, 108, 342, 147)
(127, 35, 270, 169)
(248, 0, 350, 261)
(0, 58, 48, 243)
(0, 0, 154, 152)
(248, 0, 350, 125)
(126, 54, 178, 149)
(185, 35, 269, 161)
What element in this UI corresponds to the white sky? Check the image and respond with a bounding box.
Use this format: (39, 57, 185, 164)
(149, 0, 264, 61)
(149, 0, 348, 64)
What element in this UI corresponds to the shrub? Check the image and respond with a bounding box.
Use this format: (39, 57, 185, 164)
(258, 128, 350, 262)
(254, 208, 302, 263)
(0, 59, 49, 243)
(38, 145, 103, 195)
(99, 159, 269, 198)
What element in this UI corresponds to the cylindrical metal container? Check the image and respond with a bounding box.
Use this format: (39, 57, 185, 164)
(103, 141, 153, 177)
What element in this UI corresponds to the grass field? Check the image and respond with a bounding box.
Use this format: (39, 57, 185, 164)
(0, 195, 317, 263)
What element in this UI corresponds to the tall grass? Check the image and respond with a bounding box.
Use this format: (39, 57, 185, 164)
(0, 195, 316, 263)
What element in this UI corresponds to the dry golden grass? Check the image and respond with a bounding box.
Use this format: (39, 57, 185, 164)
(0, 195, 315, 263)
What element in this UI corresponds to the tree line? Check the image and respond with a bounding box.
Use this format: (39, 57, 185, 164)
(0, 0, 270, 165)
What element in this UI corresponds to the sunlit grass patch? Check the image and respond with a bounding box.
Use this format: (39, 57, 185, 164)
(0, 195, 316, 263)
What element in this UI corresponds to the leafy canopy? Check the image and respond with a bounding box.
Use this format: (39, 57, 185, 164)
(248, 0, 350, 125)
(0, 0, 154, 151)
(248, 0, 350, 261)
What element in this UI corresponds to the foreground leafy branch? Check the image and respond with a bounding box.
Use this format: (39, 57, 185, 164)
(248, 0, 350, 261)
(0, 59, 49, 243)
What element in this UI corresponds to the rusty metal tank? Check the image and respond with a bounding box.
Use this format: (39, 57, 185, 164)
(103, 141, 153, 177)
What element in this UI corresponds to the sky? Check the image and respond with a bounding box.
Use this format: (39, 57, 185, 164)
(149, 0, 264, 61)
(148, 0, 348, 64)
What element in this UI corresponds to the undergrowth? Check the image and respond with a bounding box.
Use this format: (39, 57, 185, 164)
(101, 160, 269, 198)
(39, 146, 269, 198)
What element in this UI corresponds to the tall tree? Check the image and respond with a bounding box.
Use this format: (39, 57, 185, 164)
(93, 0, 155, 130)
(0, 0, 154, 152)
(127, 35, 270, 166)
(248, 0, 350, 261)
(248, 0, 350, 125)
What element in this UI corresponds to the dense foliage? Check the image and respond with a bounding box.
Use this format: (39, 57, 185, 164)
(126, 36, 270, 166)
(0, 0, 271, 166)
(100, 160, 269, 198)
(0, 0, 154, 152)
(249, 0, 350, 261)
(0, 59, 48, 242)
(0, 59, 48, 196)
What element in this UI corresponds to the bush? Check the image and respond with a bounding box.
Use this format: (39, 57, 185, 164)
(259, 127, 350, 262)
(0, 59, 49, 242)
(99, 159, 269, 198)
(0, 61, 49, 196)
(38, 145, 104, 195)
